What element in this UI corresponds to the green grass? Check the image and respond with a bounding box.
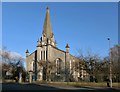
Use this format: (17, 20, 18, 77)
(46, 81, 120, 88)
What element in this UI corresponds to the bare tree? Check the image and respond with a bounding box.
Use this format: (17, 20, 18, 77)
(0, 47, 25, 81)
(110, 45, 120, 82)
(76, 49, 103, 82)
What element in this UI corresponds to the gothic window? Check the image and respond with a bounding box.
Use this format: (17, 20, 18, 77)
(46, 50, 47, 60)
(44, 51, 45, 60)
(33, 62, 35, 72)
(41, 51, 42, 60)
(55, 58, 62, 74)
(40, 51, 41, 60)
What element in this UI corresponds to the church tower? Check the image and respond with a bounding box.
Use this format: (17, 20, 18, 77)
(41, 7, 56, 47)
(36, 7, 56, 63)
(26, 7, 82, 82)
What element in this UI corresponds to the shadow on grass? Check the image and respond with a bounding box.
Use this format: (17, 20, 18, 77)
(1, 82, 120, 92)
(73, 85, 120, 92)
(2, 82, 63, 91)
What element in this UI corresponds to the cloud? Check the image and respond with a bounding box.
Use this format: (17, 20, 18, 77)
(10, 51, 23, 58)
(9, 51, 25, 61)
(0, 49, 25, 61)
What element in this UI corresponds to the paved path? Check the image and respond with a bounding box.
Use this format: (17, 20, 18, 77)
(1, 82, 120, 92)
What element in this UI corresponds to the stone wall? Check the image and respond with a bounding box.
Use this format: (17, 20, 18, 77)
(26, 51, 36, 72)
(49, 46, 66, 62)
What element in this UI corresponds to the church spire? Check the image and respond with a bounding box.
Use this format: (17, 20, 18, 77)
(43, 7, 53, 39)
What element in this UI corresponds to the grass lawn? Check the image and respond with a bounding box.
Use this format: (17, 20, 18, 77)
(44, 82, 120, 88)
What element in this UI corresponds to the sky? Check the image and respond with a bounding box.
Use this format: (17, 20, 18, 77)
(1, 0, 120, 2)
(2, 2, 118, 59)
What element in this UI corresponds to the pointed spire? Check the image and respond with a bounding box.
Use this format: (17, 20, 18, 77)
(26, 49, 29, 53)
(37, 38, 40, 42)
(26, 49, 29, 57)
(66, 43, 70, 48)
(66, 43, 69, 53)
(43, 7, 53, 39)
(37, 38, 41, 47)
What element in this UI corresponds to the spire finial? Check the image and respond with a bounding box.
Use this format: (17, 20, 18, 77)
(37, 38, 42, 47)
(37, 38, 40, 42)
(46, 6, 49, 10)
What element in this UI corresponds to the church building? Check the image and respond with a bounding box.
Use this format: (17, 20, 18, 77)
(26, 7, 87, 82)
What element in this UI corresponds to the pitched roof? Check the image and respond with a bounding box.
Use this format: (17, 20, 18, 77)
(43, 7, 53, 39)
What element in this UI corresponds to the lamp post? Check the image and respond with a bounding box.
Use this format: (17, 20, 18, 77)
(107, 38, 112, 88)
(91, 60, 95, 82)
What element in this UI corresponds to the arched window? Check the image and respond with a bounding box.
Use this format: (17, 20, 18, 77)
(33, 62, 35, 72)
(55, 58, 62, 74)
(41, 51, 42, 60)
(44, 51, 45, 60)
(46, 50, 47, 60)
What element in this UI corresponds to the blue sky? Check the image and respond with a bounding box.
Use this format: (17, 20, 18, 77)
(2, 2, 118, 59)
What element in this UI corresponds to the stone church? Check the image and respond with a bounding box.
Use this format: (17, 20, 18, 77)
(26, 7, 88, 82)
